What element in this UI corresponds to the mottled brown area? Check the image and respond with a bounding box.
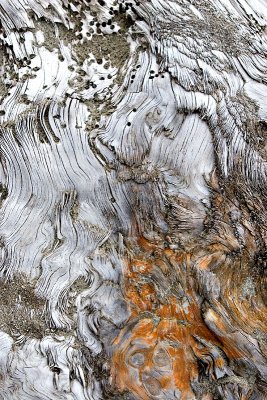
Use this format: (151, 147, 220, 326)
(74, 31, 130, 70)
(256, 121, 267, 158)
(0, 275, 47, 339)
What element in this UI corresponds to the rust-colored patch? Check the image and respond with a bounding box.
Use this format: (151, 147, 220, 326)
(111, 239, 222, 398)
(111, 226, 267, 398)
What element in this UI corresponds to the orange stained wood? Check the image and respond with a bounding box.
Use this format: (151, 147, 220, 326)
(111, 236, 263, 398)
(137, 236, 158, 252)
(111, 318, 197, 398)
(111, 239, 219, 398)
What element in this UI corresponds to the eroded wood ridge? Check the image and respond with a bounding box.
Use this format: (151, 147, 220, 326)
(0, 0, 266, 399)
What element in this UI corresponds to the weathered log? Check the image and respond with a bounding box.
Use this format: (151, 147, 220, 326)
(0, 0, 267, 399)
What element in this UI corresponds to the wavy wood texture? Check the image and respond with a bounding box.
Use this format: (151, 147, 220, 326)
(0, 0, 267, 399)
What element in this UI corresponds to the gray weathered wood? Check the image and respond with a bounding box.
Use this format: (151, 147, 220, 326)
(0, 0, 267, 399)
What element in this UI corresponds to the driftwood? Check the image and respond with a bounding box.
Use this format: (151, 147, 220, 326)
(0, 0, 267, 399)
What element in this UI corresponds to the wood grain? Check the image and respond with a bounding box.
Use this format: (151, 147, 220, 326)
(0, 0, 267, 398)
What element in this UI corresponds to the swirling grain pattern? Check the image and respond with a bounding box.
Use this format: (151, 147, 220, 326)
(0, 0, 267, 399)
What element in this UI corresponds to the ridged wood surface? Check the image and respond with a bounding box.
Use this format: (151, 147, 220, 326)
(0, 0, 267, 399)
